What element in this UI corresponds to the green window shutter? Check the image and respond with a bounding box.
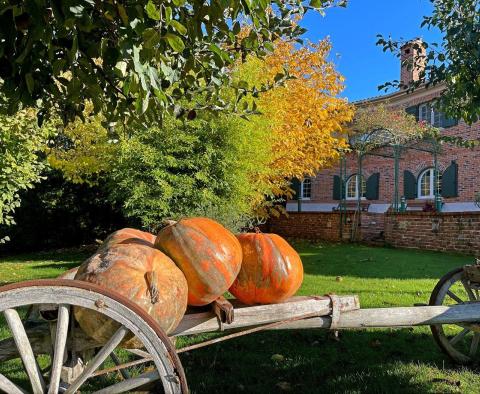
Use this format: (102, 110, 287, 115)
(333, 175, 341, 200)
(441, 114, 459, 128)
(404, 170, 417, 199)
(405, 105, 419, 121)
(365, 173, 380, 200)
(290, 178, 301, 199)
(441, 161, 458, 198)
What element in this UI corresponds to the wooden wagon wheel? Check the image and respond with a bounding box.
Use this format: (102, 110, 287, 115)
(429, 267, 480, 364)
(0, 279, 188, 393)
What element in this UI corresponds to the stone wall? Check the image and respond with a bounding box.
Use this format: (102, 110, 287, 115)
(384, 212, 480, 255)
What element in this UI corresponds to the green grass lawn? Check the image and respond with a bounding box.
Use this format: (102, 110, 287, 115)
(1, 243, 480, 393)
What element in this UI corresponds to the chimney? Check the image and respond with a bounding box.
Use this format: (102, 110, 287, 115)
(400, 38, 426, 89)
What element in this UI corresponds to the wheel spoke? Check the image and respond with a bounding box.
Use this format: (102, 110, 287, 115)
(92, 370, 160, 394)
(4, 308, 46, 394)
(65, 326, 129, 394)
(461, 280, 476, 301)
(0, 372, 28, 394)
(110, 352, 131, 380)
(48, 305, 70, 394)
(449, 327, 470, 346)
(470, 333, 480, 357)
(447, 290, 464, 304)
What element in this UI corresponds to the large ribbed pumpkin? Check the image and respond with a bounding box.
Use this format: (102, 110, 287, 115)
(101, 228, 156, 249)
(74, 242, 188, 345)
(154, 217, 242, 306)
(229, 232, 303, 305)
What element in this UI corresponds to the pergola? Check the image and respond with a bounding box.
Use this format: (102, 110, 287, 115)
(338, 128, 442, 240)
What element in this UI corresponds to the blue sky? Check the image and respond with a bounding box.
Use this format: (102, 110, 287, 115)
(301, 0, 441, 102)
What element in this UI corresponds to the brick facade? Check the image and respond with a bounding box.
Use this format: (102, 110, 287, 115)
(306, 93, 480, 206)
(269, 39, 480, 254)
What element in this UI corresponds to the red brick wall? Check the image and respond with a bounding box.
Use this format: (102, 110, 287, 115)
(384, 212, 480, 254)
(308, 119, 480, 205)
(266, 212, 356, 242)
(361, 213, 385, 242)
(300, 85, 480, 206)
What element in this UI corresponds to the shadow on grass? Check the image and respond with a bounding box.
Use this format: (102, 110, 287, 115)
(294, 241, 473, 281)
(0, 249, 91, 264)
(180, 328, 477, 393)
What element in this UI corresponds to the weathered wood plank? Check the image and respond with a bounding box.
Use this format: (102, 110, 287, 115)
(48, 304, 70, 394)
(172, 295, 360, 336)
(65, 326, 129, 394)
(92, 370, 160, 394)
(336, 303, 480, 329)
(0, 372, 28, 394)
(4, 309, 46, 394)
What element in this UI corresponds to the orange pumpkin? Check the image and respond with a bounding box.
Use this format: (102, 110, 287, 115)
(154, 217, 242, 306)
(229, 232, 303, 305)
(101, 228, 156, 249)
(74, 242, 188, 345)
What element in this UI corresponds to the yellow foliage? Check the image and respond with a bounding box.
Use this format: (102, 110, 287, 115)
(236, 38, 355, 214)
(46, 103, 118, 185)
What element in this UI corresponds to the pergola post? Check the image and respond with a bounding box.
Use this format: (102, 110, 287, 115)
(433, 143, 442, 212)
(339, 154, 347, 239)
(393, 144, 402, 212)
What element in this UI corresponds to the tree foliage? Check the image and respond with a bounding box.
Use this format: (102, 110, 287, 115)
(350, 103, 431, 152)
(0, 108, 50, 242)
(0, 0, 345, 125)
(377, 0, 480, 124)
(237, 38, 354, 207)
(108, 113, 273, 231)
(46, 103, 119, 185)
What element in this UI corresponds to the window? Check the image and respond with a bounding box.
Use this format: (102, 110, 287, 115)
(301, 178, 312, 200)
(419, 103, 429, 123)
(418, 103, 443, 128)
(418, 168, 442, 198)
(346, 174, 366, 200)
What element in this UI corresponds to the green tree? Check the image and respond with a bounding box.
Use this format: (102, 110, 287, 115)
(0, 0, 344, 125)
(109, 113, 273, 231)
(377, 0, 480, 123)
(0, 108, 50, 243)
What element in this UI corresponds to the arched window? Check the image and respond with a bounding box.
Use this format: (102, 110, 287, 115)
(346, 174, 366, 200)
(301, 178, 312, 200)
(418, 168, 442, 198)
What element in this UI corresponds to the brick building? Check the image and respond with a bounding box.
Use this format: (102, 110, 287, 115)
(269, 39, 480, 254)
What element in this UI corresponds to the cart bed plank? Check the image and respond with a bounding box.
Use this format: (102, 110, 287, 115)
(172, 295, 359, 336)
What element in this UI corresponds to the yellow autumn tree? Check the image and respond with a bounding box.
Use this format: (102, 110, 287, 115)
(236, 38, 355, 215)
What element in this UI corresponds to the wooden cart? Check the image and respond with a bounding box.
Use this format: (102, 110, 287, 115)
(1, 261, 480, 393)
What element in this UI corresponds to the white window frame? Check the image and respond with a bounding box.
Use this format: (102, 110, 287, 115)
(417, 168, 439, 199)
(419, 102, 442, 128)
(346, 174, 366, 201)
(300, 178, 312, 200)
(419, 103, 430, 123)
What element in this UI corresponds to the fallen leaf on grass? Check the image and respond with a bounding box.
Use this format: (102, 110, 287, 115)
(271, 354, 285, 362)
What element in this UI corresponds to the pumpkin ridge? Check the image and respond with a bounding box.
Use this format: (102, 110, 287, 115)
(173, 222, 231, 292)
(170, 224, 220, 298)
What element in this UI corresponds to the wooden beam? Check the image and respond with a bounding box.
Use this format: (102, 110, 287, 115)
(172, 295, 360, 336)
(336, 303, 480, 329)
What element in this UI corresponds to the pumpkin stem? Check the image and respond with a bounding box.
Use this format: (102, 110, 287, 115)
(254, 227, 262, 234)
(145, 271, 159, 304)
